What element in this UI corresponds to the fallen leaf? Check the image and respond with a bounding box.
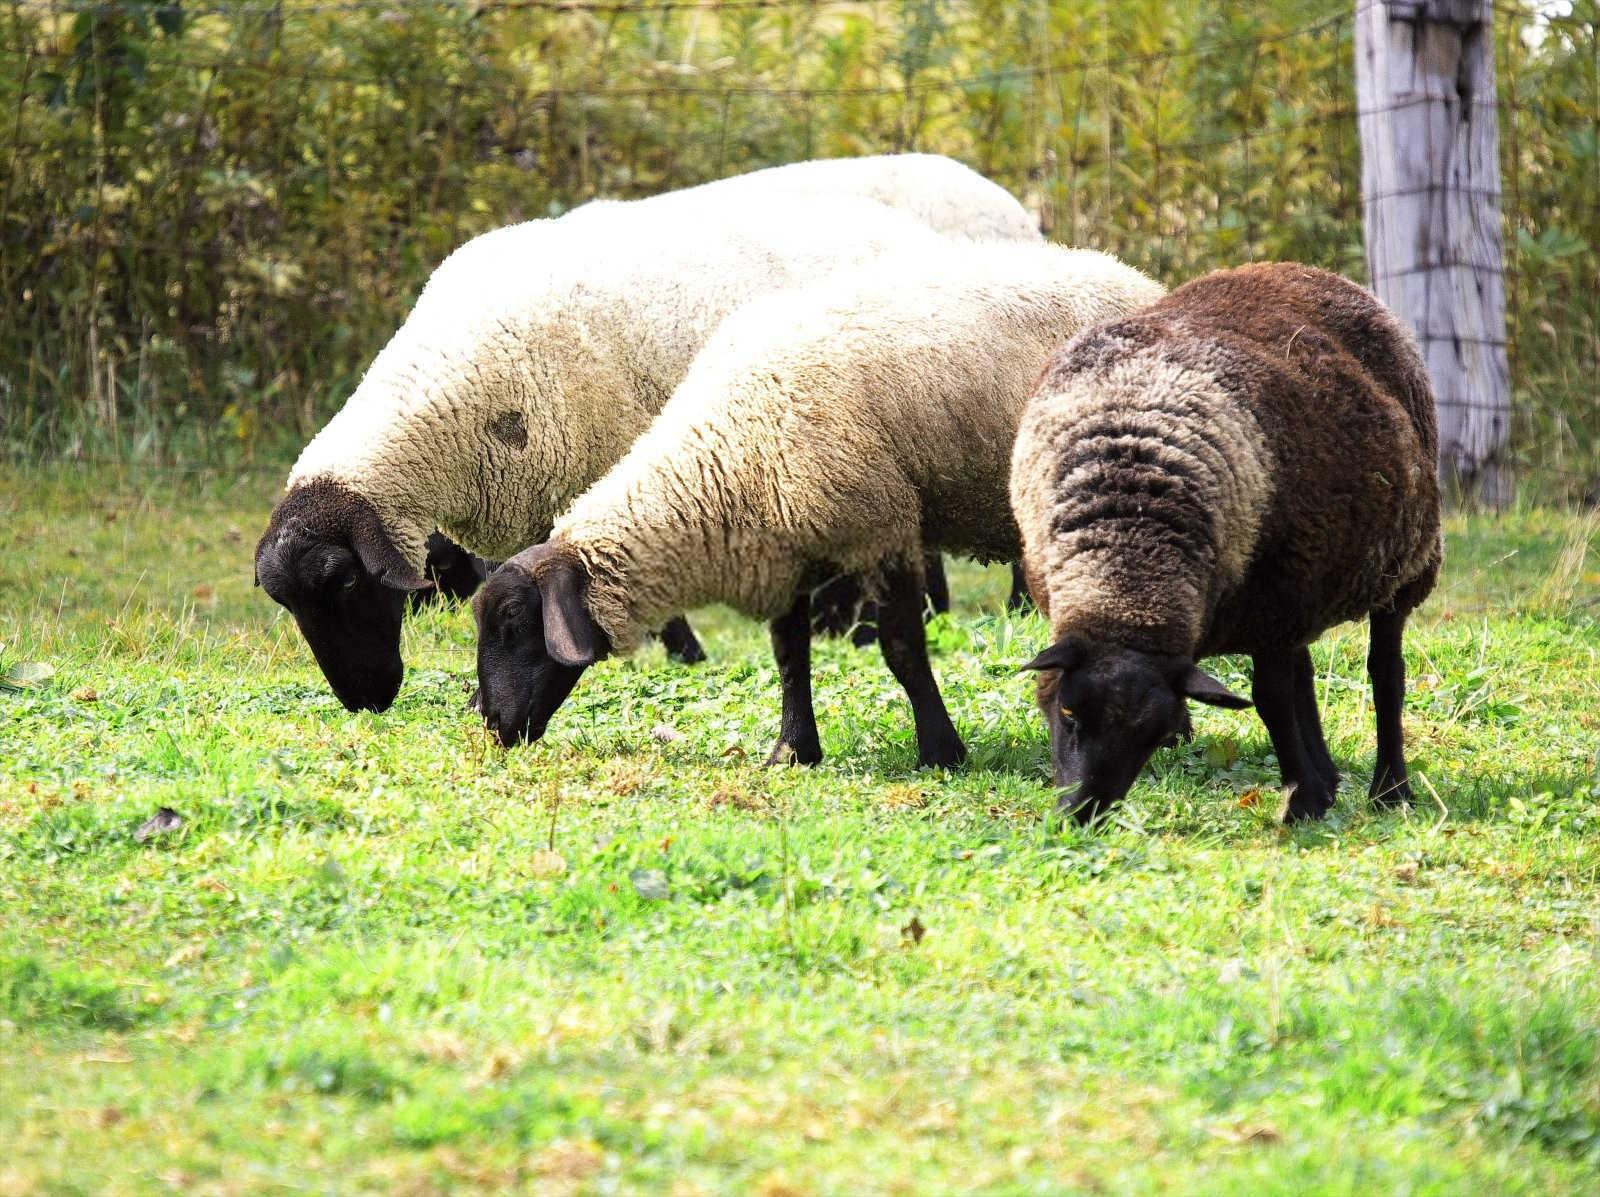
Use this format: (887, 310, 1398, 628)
(133, 807, 184, 843)
(71, 686, 99, 702)
(720, 744, 748, 760)
(476, 1048, 520, 1084)
(630, 868, 670, 901)
(1209, 1121, 1281, 1145)
(534, 1139, 605, 1181)
(163, 943, 205, 968)
(95, 1106, 124, 1128)
(192, 584, 215, 602)
(1364, 904, 1399, 929)
(3, 660, 55, 690)
(901, 916, 926, 945)
(1237, 789, 1263, 809)
(1394, 861, 1421, 884)
(528, 849, 567, 878)
(1204, 737, 1240, 769)
(707, 786, 767, 814)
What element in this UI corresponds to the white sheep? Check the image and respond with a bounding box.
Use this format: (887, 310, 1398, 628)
(255, 154, 1042, 713)
(471, 241, 1162, 768)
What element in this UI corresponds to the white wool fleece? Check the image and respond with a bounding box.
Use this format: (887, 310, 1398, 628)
(286, 154, 1040, 568)
(551, 242, 1164, 653)
(643, 153, 1042, 244)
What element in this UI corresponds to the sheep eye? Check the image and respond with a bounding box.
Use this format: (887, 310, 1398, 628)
(340, 572, 360, 592)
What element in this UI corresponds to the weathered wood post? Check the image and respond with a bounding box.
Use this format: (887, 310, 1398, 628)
(1356, 0, 1512, 505)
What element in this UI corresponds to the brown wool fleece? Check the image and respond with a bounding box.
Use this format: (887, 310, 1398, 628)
(1011, 261, 1442, 664)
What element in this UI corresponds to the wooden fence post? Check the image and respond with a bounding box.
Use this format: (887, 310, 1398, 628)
(1356, 0, 1512, 506)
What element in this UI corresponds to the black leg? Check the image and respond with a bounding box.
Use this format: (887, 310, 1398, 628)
(1007, 562, 1033, 612)
(1292, 647, 1340, 794)
(922, 552, 950, 618)
(1252, 650, 1334, 822)
(809, 573, 861, 638)
(877, 563, 965, 768)
(1368, 608, 1413, 806)
(766, 589, 822, 766)
(850, 597, 880, 647)
(659, 615, 706, 665)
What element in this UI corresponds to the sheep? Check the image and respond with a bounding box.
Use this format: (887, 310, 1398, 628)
(255, 153, 1044, 714)
(470, 241, 1162, 766)
(1008, 262, 1442, 823)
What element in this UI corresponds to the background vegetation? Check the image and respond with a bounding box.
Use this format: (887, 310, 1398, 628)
(2, 0, 1596, 497)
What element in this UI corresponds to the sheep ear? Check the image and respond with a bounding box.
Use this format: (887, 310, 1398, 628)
(352, 515, 433, 593)
(1177, 665, 1251, 709)
(538, 562, 599, 667)
(1021, 635, 1084, 674)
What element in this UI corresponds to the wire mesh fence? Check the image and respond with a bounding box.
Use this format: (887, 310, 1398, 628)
(1, 0, 1595, 498)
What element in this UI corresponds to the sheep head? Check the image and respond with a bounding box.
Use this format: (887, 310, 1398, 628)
(254, 479, 431, 713)
(1022, 635, 1247, 821)
(472, 541, 608, 748)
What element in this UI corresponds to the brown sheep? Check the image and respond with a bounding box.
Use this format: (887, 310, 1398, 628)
(1010, 262, 1442, 822)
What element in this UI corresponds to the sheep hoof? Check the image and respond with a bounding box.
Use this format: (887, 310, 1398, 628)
(766, 739, 822, 768)
(916, 736, 967, 770)
(1281, 780, 1335, 823)
(668, 642, 707, 666)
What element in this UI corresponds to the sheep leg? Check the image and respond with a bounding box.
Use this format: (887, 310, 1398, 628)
(1251, 651, 1334, 822)
(851, 596, 881, 648)
(877, 564, 966, 769)
(1367, 608, 1413, 806)
(1292, 647, 1340, 794)
(809, 573, 862, 638)
(766, 589, 823, 767)
(659, 615, 707, 665)
(923, 552, 950, 618)
(1007, 562, 1033, 612)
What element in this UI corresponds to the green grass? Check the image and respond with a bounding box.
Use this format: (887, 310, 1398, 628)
(1, 465, 1598, 1195)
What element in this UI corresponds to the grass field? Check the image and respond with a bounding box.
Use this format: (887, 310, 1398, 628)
(1, 466, 1598, 1195)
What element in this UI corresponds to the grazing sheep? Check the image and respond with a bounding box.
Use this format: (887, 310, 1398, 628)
(471, 242, 1162, 766)
(1009, 262, 1442, 823)
(256, 153, 1041, 713)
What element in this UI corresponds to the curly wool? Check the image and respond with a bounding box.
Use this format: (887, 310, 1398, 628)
(1010, 261, 1442, 659)
(547, 242, 1163, 653)
(645, 153, 1042, 244)
(284, 155, 1042, 567)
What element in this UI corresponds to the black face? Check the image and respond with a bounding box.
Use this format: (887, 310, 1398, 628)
(472, 544, 605, 748)
(254, 482, 432, 713)
(1024, 636, 1250, 821)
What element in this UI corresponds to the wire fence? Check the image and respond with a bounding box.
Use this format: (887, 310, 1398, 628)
(2, 0, 1596, 499)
